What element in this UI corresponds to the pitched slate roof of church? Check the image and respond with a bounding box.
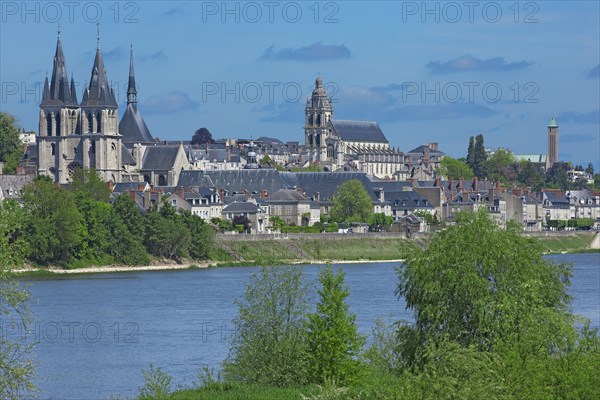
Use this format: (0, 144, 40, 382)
(80, 36, 117, 108)
(332, 120, 388, 143)
(119, 104, 154, 143)
(41, 33, 78, 107)
(141, 145, 180, 171)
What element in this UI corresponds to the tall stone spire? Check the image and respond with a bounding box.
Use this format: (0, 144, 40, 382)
(81, 24, 117, 108)
(118, 44, 154, 143)
(42, 28, 77, 106)
(127, 44, 138, 106)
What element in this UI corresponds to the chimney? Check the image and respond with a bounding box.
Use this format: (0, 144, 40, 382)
(449, 178, 454, 190)
(488, 188, 495, 208)
(495, 180, 500, 189)
(177, 186, 185, 199)
(434, 178, 440, 187)
(296, 186, 303, 193)
(472, 176, 478, 191)
(220, 188, 225, 203)
(244, 189, 250, 200)
(129, 190, 136, 202)
(107, 180, 114, 192)
(483, 178, 487, 189)
(458, 177, 463, 189)
(144, 190, 151, 210)
(211, 186, 217, 193)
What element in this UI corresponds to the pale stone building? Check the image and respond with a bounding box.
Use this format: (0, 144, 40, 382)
(304, 77, 405, 179)
(37, 31, 122, 183)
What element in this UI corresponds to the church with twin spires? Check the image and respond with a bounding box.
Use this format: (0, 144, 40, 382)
(37, 28, 157, 184)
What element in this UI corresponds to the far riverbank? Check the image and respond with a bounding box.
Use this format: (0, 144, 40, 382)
(11, 231, 598, 277)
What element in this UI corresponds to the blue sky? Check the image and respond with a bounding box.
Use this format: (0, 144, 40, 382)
(1, 1, 599, 169)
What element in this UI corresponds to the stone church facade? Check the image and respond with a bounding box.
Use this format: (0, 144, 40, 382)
(38, 31, 121, 183)
(304, 77, 406, 179)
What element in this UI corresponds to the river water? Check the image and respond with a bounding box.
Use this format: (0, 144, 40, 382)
(13, 253, 600, 399)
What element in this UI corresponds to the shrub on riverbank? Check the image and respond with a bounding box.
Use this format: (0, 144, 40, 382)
(159, 210, 600, 400)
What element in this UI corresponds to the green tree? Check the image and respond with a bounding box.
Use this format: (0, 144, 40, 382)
(396, 209, 586, 371)
(144, 211, 191, 260)
(191, 127, 215, 145)
(585, 162, 594, 175)
(180, 211, 215, 260)
(113, 193, 146, 239)
(22, 177, 85, 266)
(369, 213, 394, 231)
(224, 266, 310, 386)
(0, 200, 35, 398)
(307, 266, 365, 385)
(466, 134, 488, 178)
(546, 162, 571, 190)
(518, 160, 545, 188)
(69, 168, 111, 203)
(465, 136, 475, 168)
(437, 156, 473, 179)
(485, 148, 516, 183)
(330, 180, 372, 223)
(0, 113, 22, 174)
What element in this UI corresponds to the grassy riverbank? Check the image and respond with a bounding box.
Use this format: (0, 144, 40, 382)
(11, 232, 598, 276)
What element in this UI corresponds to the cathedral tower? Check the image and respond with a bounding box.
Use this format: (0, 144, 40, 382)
(546, 116, 558, 170)
(305, 77, 334, 162)
(37, 28, 122, 183)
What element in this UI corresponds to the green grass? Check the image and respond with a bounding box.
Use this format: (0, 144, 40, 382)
(535, 232, 596, 253)
(296, 238, 411, 261)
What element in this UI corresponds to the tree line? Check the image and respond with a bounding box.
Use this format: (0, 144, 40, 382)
(439, 133, 599, 191)
(4, 170, 215, 269)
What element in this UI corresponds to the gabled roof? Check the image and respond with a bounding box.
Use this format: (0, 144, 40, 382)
(267, 189, 308, 202)
(119, 103, 154, 143)
(141, 145, 180, 171)
(222, 201, 261, 213)
(332, 120, 388, 143)
(407, 145, 445, 156)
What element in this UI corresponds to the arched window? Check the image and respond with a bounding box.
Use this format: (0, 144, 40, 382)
(144, 174, 151, 183)
(158, 175, 167, 186)
(327, 144, 334, 158)
(47, 113, 52, 136)
(67, 162, 82, 180)
(316, 114, 321, 126)
(97, 112, 102, 133)
(316, 134, 321, 146)
(309, 115, 313, 125)
(88, 112, 94, 133)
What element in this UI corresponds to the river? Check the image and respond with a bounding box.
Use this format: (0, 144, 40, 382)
(13, 253, 600, 399)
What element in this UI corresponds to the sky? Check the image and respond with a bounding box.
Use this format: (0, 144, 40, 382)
(1, 1, 599, 169)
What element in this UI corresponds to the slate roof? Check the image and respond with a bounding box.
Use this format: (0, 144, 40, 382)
(80, 43, 118, 108)
(222, 201, 261, 213)
(0, 175, 33, 200)
(119, 103, 154, 143)
(267, 189, 308, 202)
(407, 145, 445, 156)
(141, 145, 180, 171)
(386, 191, 433, 209)
(544, 192, 570, 208)
(121, 143, 136, 165)
(332, 120, 388, 143)
(41, 34, 78, 107)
